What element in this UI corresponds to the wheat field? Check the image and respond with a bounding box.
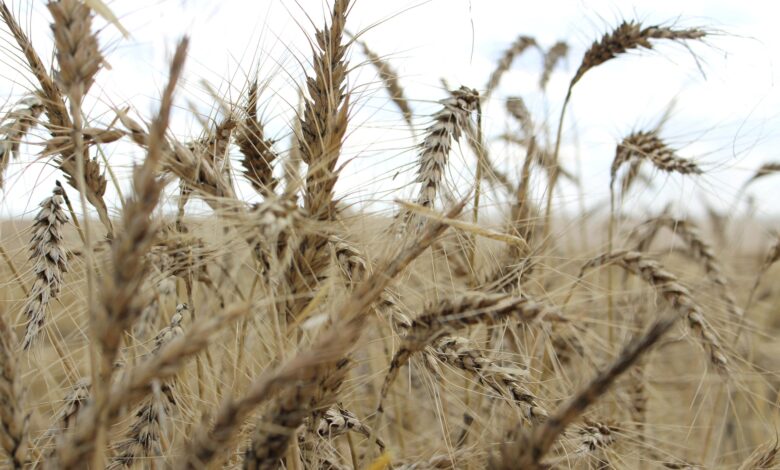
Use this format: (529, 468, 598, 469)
(0, 1, 779, 469)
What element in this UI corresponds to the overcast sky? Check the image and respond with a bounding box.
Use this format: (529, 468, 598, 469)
(1, 0, 779, 222)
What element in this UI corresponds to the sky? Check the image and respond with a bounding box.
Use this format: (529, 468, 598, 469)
(1, 0, 779, 222)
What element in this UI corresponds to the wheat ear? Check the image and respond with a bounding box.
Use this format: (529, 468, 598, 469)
(237, 79, 279, 196)
(21, 185, 69, 349)
(0, 93, 44, 189)
(574, 250, 728, 369)
(354, 36, 413, 129)
(485, 35, 538, 97)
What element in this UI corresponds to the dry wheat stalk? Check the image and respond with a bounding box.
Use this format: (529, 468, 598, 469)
(355, 37, 413, 128)
(539, 41, 568, 90)
(237, 80, 279, 196)
(0, 312, 29, 469)
(49, 38, 189, 470)
(0, 93, 44, 189)
(21, 185, 69, 349)
(432, 335, 547, 422)
(485, 35, 538, 97)
(280, 0, 352, 330)
(576, 250, 728, 369)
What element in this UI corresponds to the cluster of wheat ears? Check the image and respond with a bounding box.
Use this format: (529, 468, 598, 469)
(0, 0, 778, 468)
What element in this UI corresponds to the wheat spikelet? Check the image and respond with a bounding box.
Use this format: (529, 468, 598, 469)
(48, 0, 102, 95)
(539, 41, 568, 90)
(237, 80, 278, 196)
(0, 93, 44, 188)
(109, 312, 184, 469)
(0, 312, 29, 469)
(577, 250, 727, 369)
(21, 185, 69, 349)
(485, 35, 537, 97)
(570, 21, 706, 88)
(414, 86, 479, 211)
(355, 36, 413, 128)
(574, 419, 617, 456)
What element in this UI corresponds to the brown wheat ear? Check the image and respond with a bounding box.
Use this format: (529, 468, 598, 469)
(0, 93, 44, 189)
(611, 130, 702, 196)
(573, 250, 728, 370)
(539, 41, 568, 90)
(570, 21, 706, 89)
(22, 185, 69, 350)
(354, 35, 413, 129)
(412, 86, 479, 216)
(237, 79, 279, 196)
(742, 161, 780, 191)
(485, 35, 538, 97)
(634, 215, 742, 321)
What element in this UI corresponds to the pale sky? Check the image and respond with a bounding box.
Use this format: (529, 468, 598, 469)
(1, 0, 779, 222)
